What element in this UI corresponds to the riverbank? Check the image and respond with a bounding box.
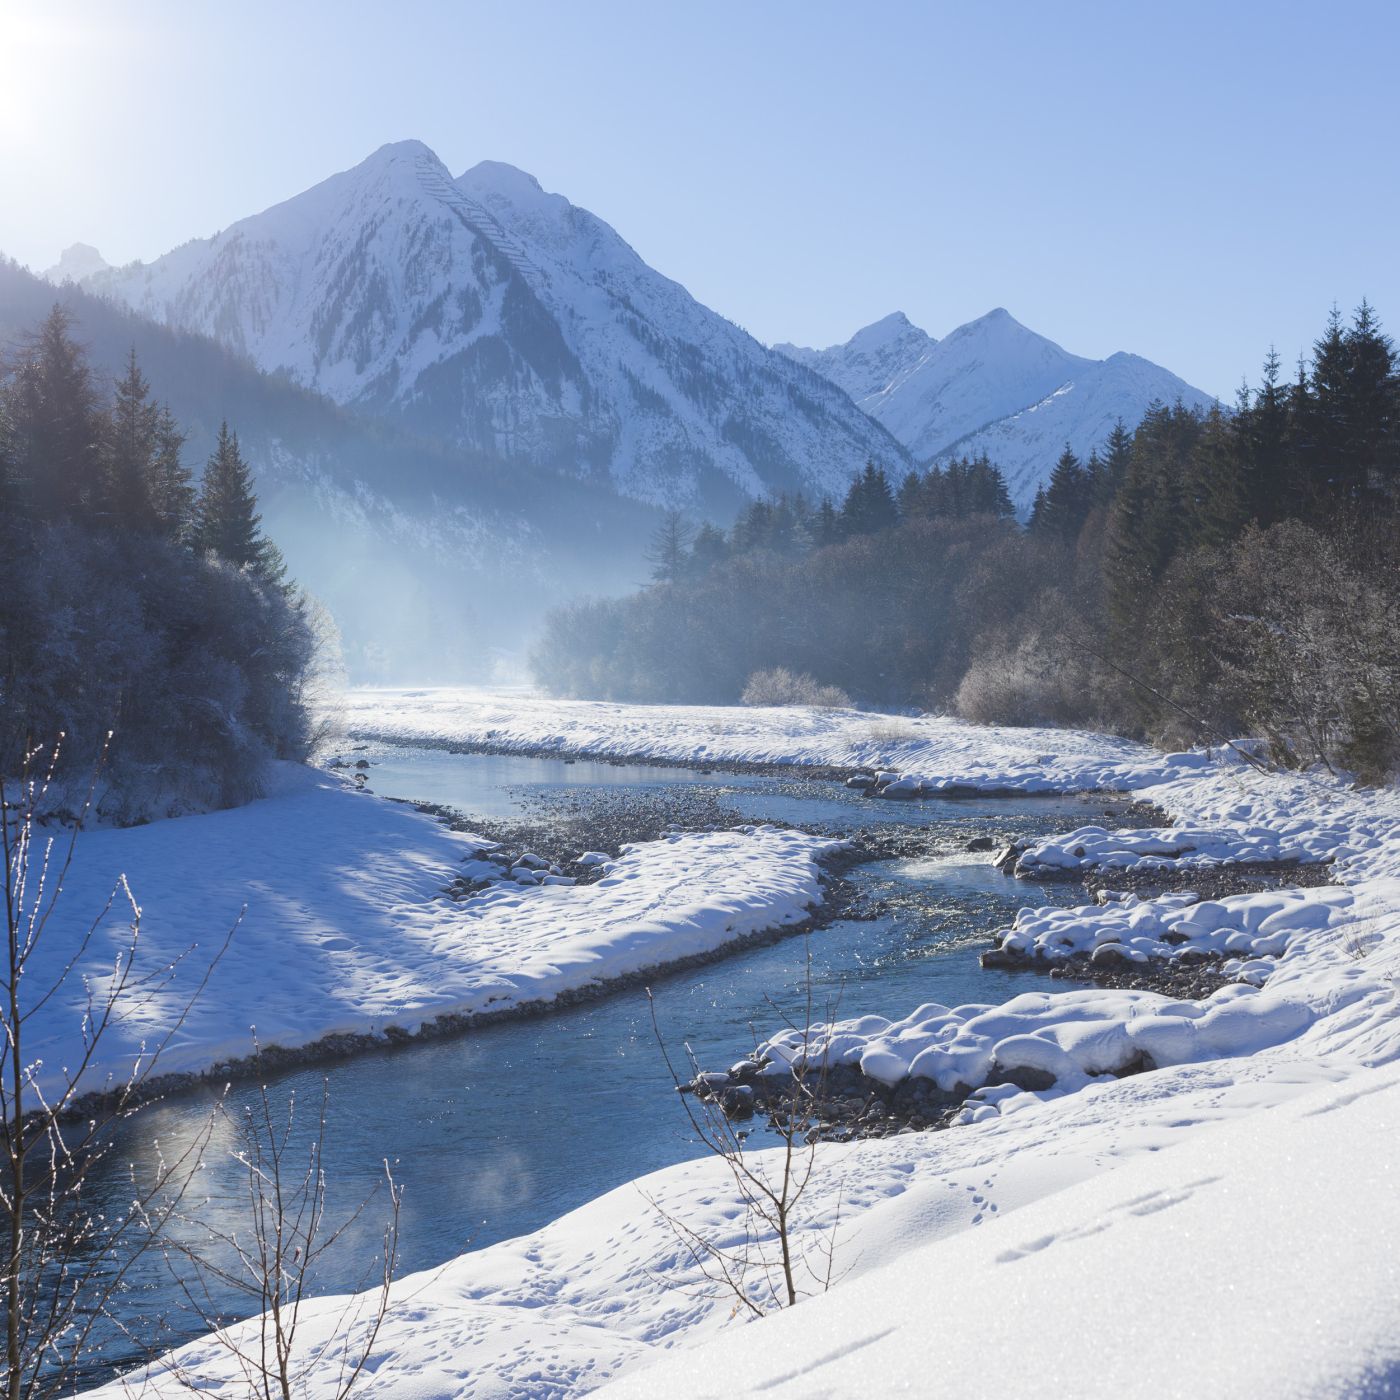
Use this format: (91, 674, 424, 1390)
(338, 686, 1213, 793)
(28, 762, 844, 1105)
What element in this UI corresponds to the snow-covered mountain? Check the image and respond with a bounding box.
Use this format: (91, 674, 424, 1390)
(42, 242, 112, 283)
(64, 141, 907, 511)
(776, 309, 1216, 510)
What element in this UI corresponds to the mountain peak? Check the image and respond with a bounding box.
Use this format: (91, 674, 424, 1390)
(363, 137, 439, 165)
(845, 311, 929, 352)
(459, 159, 544, 196)
(42, 242, 110, 284)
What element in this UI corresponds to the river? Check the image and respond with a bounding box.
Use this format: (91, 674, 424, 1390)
(82, 745, 1114, 1381)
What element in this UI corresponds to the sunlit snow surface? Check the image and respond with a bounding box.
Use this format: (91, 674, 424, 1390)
(81, 694, 1400, 1398)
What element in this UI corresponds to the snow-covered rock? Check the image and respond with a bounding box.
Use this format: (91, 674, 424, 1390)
(1011, 820, 1337, 876)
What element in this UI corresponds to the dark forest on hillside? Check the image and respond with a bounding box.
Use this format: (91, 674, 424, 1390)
(0, 308, 321, 819)
(533, 304, 1400, 779)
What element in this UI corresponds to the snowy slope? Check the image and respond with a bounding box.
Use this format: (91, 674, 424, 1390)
(778, 309, 1217, 511)
(70, 142, 907, 511)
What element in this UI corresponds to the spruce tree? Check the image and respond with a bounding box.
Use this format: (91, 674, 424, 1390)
(689, 522, 729, 574)
(103, 348, 160, 530)
(1032, 445, 1092, 542)
(1341, 300, 1395, 491)
(4, 305, 104, 521)
(197, 422, 279, 582)
(1307, 305, 1351, 497)
(1097, 419, 1134, 505)
(897, 470, 922, 520)
(150, 405, 196, 541)
(966, 454, 1014, 517)
(813, 498, 839, 548)
(839, 462, 898, 537)
(646, 509, 695, 582)
(1190, 405, 1247, 547)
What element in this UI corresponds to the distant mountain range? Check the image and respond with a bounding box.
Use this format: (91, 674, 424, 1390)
(776, 310, 1216, 510)
(16, 139, 1220, 671)
(59, 140, 908, 515)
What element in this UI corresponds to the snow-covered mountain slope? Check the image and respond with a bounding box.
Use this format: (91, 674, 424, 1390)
(0, 257, 655, 681)
(68, 141, 908, 511)
(777, 309, 1217, 510)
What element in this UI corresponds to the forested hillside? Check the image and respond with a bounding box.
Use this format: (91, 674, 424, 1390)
(0, 257, 660, 678)
(533, 304, 1400, 779)
(0, 308, 319, 818)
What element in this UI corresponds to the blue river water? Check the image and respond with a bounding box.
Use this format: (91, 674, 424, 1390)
(86, 746, 1107, 1378)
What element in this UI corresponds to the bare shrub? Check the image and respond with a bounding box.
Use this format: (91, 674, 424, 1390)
(643, 950, 845, 1317)
(741, 669, 851, 709)
(956, 631, 1101, 728)
(1194, 522, 1400, 778)
(153, 1072, 401, 1400)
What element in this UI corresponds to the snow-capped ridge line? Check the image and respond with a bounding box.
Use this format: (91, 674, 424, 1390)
(780, 306, 1216, 509)
(60, 139, 909, 511)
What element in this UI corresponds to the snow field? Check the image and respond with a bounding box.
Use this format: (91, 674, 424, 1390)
(339, 686, 1213, 793)
(599, 1066, 1400, 1400)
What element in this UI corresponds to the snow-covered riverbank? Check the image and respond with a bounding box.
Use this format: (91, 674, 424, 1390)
(84, 694, 1400, 1398)
(29, 763, 841, 1097)
(339, 686, 1210, 793)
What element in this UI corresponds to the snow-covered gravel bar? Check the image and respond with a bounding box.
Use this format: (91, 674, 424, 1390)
(31, 764, 841, 1096)
(77, 695, 1400, 1397)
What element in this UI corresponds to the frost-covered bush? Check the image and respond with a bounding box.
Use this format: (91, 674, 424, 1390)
(1201, 522, 1400, 779)
(741, 669, 851, 709)
(955, 589, 1115, 729)
(0, 525, 320, 821)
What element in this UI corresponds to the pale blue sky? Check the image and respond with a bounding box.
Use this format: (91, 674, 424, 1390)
(1, 0, 1394, 397)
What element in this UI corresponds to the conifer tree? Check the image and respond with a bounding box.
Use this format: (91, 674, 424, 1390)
(1028, 484, 1048, 532)
(103, 348, 160, 530)
(197, 422, 280, 583)
(150, 405, 196, 541)
(1032, 444, 1093, 542)
(1097, 419, 1134, 505)
(1189, 405, 1246, 547)
(646, 508, 695, 583)
(838, 462, 898, 537)
(689, 522, 729, 574)
(1341, 300, 1395, 490)
(0, 401, 18, 531)
(1307, 305, 1351, 497)
(897, 470, 922, 520)
(964, 454, 1014, 517)
(3, 305, 104, 521)
(813, 497, 839, 548)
